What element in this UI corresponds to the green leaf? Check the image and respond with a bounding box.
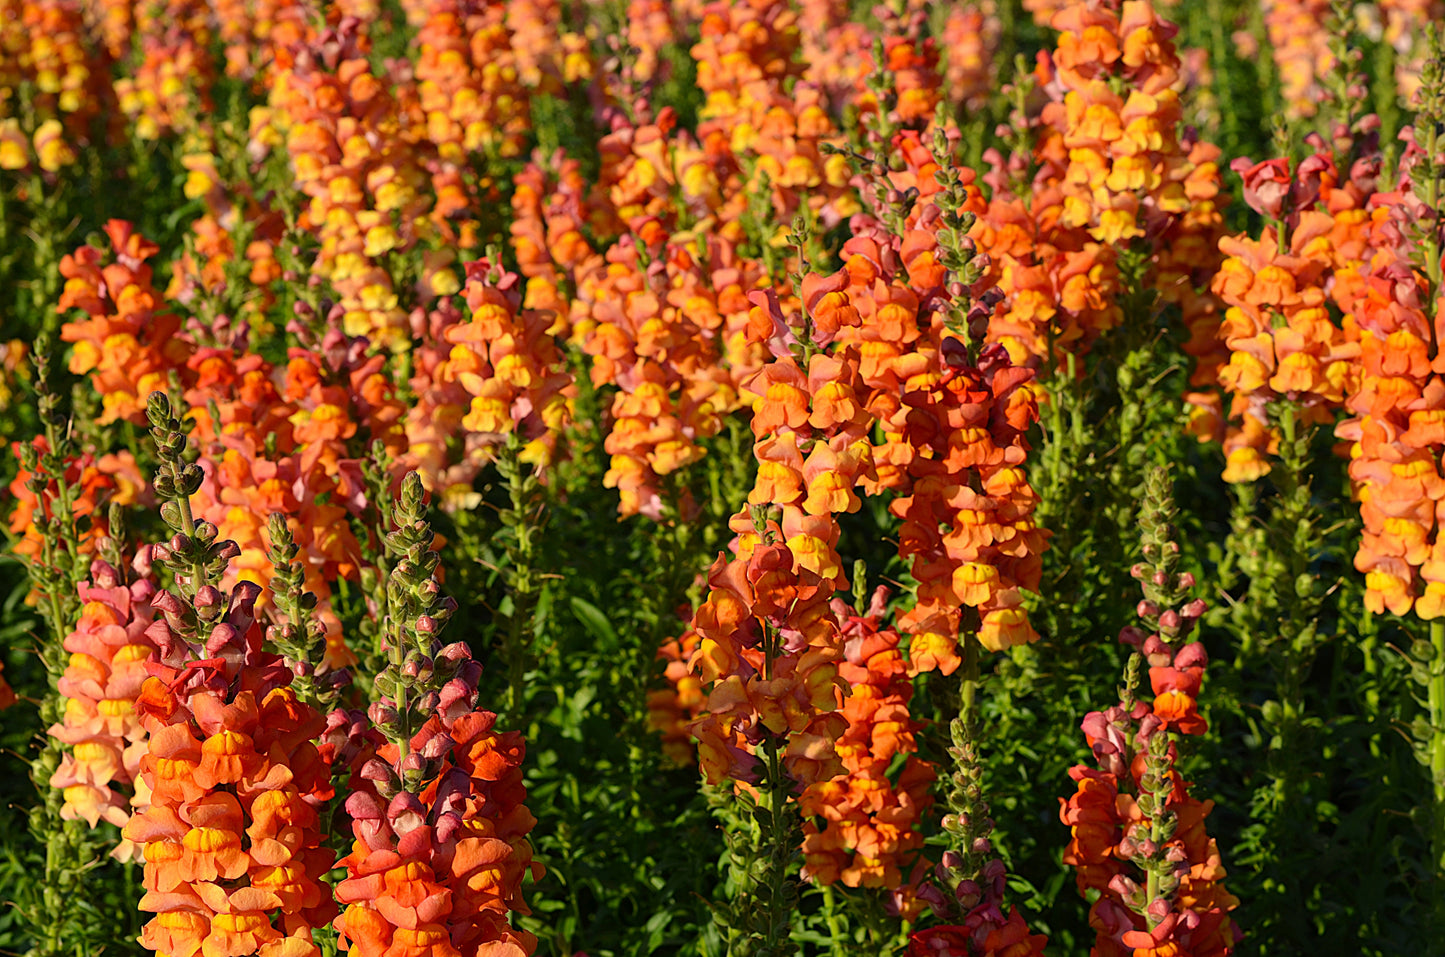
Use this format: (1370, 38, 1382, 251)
(570, 596, 619, 647)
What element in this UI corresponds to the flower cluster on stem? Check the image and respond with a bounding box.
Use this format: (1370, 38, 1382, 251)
(332, 472, 541, 957)
(1059, 467, 1240, 957)
(125, 392, 337, 957)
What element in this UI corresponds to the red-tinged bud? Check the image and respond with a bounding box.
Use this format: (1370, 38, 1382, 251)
(1142, 634, 1169, 658)
(205, 623, 239, 654)
(1146, 898, 1172, 922)
(438, 679, 477, 722)
(1130, 563, 1148, 580)
(1152, 570, 1168, 587)
(386, 791, 426, 826)
(361, 761, 401, 802)
(1137, 713, 1164, 741)
(1119, 625, 1146, 647)
(367, 701, 397, 727)
(1178, 571, 1196, 589)
(434, 809, 464, 844)
(1182, 598, 1207, 619)
(133, 546, 156, 576)
(91, 559, 119, 588)
(1158, 609, 1181, 634)
(454, 660, 482, 687)
(970, 836, 991, 855)
(1174, 642, 1208, 670)
(1117, 836, 1138, 858)
(1230, 157, 1292, 219)
(415, 615, 438, 634)
(439, 641, 469, 661)
(1137, 600, 1159, 618)
(152, 590, 185, 616)
(345, 790, 384, 822)
(1165, 845, 1188, 863)
(955, 879, 981, 908)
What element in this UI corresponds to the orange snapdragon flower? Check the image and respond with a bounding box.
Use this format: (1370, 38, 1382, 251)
(1060, 486, 1239, 957)
(1262, 0, 1333, 119)
(799, 591, 936, 890)
(650, 630, 706, 766)
(126, 581, 336, 957)
(973, 1, 1225, 378)
(48, 558, 158, 858)
(334, 668, 541, 957)
(1212, 149, 1370, 481)
(1336, 156, 1445, 618)
(0, 0, 115, 172)
(829, 134, 1049, 670)
(941, 5, 1000, 114)
(59, 221, 193, 425)
(1379, 0, 1445, 103)
(444, 257, 574, 468)
(685, 280, 875, 790)
(7, 438, 122, 568)
(113, 0, 215, 141)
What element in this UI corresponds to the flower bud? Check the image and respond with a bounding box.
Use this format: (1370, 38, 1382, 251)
(1108, 874, 1139, 898)
(954, 879, 981, 909)
(1118, 625, 1146, 648)
(367, 701, 398, 727)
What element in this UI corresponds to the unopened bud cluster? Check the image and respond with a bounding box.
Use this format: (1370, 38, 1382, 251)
(367, 472, 467, 772)
(1060, 467, 1240, 955)
(265, 512, 346, 709)
(144, 391, 239, 644)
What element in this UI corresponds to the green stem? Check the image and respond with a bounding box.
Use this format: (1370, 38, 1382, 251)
(1145, 780, 1165, 927)
(821, 886, 847, 957)
(502, 441, 538, 717)
(168, 457, 208, 601)
(1431, 618, 1445, 876)
(393, 624, 411, 768)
